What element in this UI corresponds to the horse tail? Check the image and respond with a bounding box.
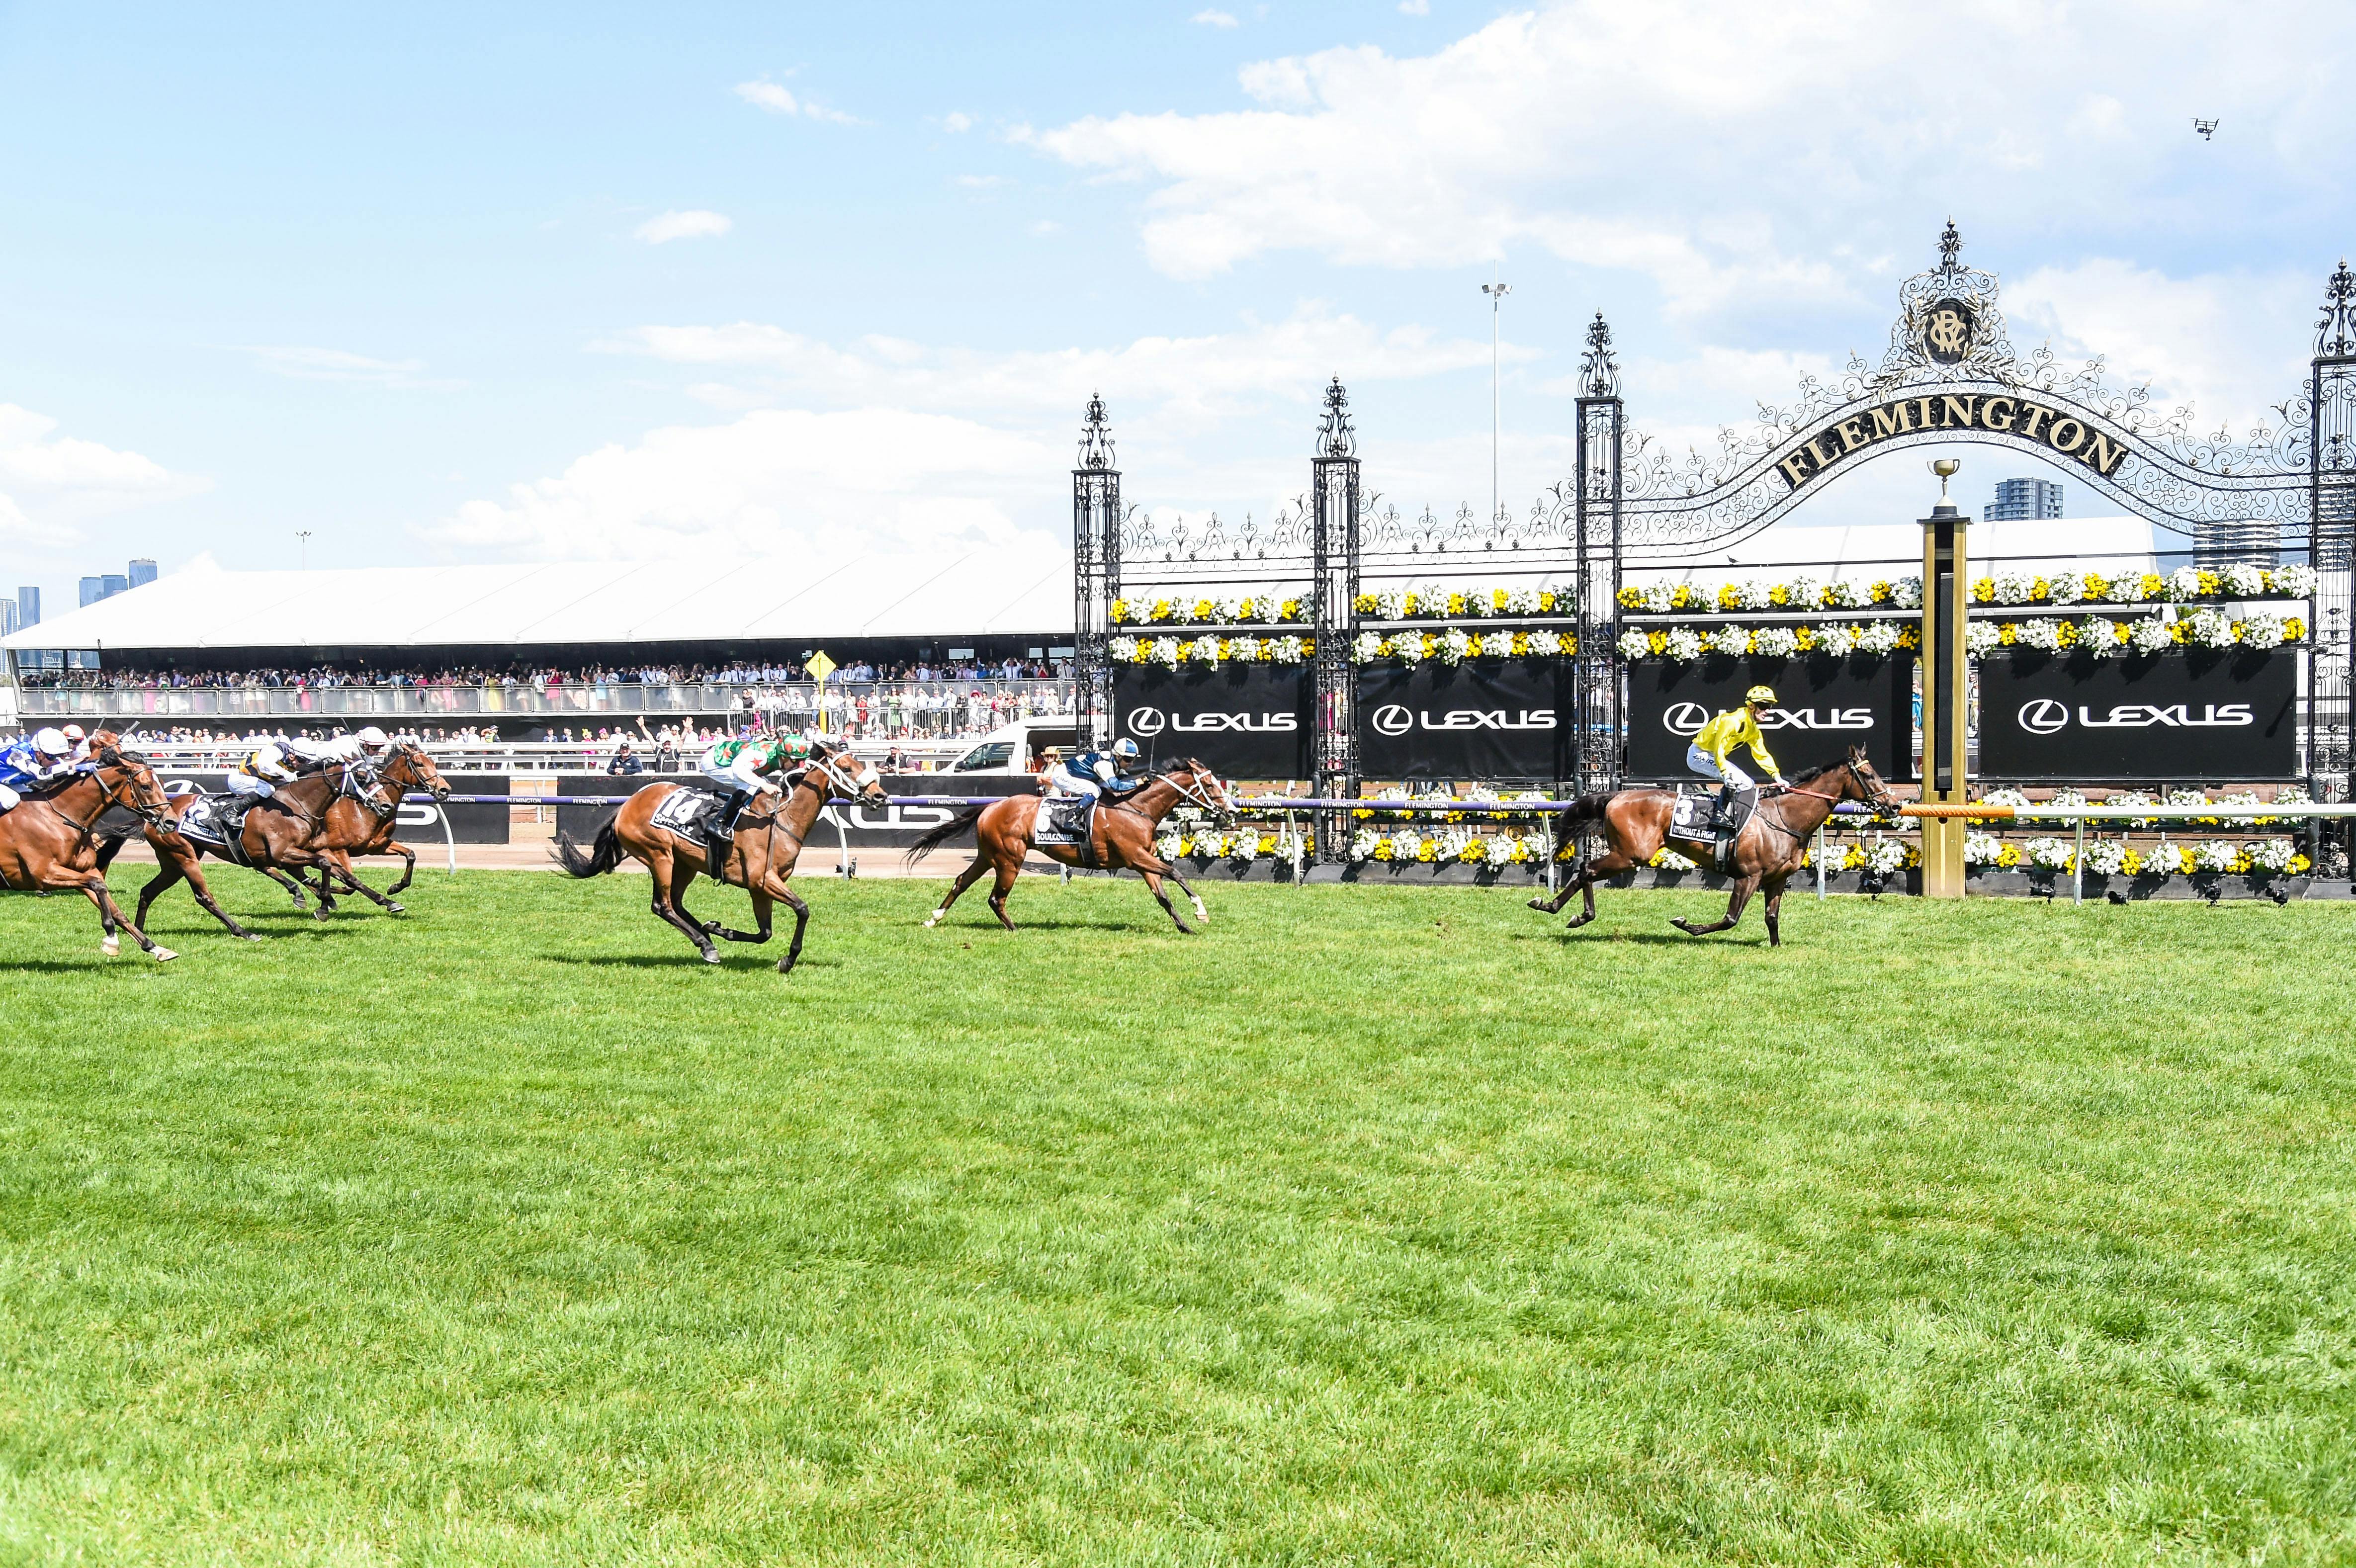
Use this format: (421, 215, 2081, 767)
(553, 815, 623, 877)
(905, 802, 988, 865)
(1550, 792, 1616, 855)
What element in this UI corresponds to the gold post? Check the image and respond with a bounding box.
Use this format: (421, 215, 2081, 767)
(1918, 460, 1972, 896)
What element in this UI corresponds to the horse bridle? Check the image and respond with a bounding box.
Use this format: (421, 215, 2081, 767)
(58, 748, 170, 837)
(1109, 763, 1234, 824)
(748, 746, 881, 846)
(1755, 756, 1892, 840)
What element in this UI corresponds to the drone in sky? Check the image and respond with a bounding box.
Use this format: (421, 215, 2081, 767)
(2193, 118, 2219, 140)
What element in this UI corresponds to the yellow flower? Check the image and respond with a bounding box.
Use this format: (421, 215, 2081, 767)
(1716, 583, 1743, 611)
(1768, 583, 1790, 606)
(1191, 599, 1216, 622)
(1447, 592, 1468, 616)
(2196, 569, 2220, 595)
(2082, 572, 2108, 598)
(1996, 843, 2021, 867)
(1353, 593, 1378, 615)
(1372, 841, 1393, 861)
(2029, 576, 2050, 602)
(1110, 598, 1132, 624)
(2056, 621, 2079, 647)
(2292, 854, 2312, 873)
(1151, 598, 1174, 622)
(1898, 625, 1921, 649)
(2285, 617, 2307, 642)
(1402, 593, 1421, 617)
(2139, 572, 2164, 598)
(1492, 589, 1511, 613)
(1793, 625, 1817, 651)
(1647, 630, 1668, 655)
(1539, 590, 1557, 611)
(1870, 580, 1893, 604)
(1970, 577, 1996, 603)
(1415, 839, 1438, 863)
(1280, 598, 1302, 621)
(1670, 584, 1695, 609)
(1511, 632, 1530, 656)
(1998, 623, 2018, 644)
(1618, 585, 1645, 610)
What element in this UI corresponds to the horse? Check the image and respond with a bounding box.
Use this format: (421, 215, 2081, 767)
(552, 737, 886, 972)
(98, 754, 400, 930)
(1527, 745, 1893, 947)
(0, 742, 180, 960)
(903, 758, 1236, 933)
(302, 741, 454, 914)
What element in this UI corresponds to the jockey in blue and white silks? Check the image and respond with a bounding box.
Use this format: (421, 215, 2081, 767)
(0, 728, 77, 814)
(1047, 739, 1142, 800)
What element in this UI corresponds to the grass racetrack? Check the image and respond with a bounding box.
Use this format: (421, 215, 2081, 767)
(3, 867, 2353, 1565)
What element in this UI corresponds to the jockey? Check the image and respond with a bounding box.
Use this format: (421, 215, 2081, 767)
(1687, 685, 1785, 824)
(225, 736, 303, 814)
(698, 731, 814, 855)
(0, 728, 77, 814)
(61, 723, 89, 761)
(290, 725, 392, 769)
(1047, 739, 1141, 800)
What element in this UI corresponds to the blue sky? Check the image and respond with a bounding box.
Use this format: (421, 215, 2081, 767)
(3, 0, 2351, 605)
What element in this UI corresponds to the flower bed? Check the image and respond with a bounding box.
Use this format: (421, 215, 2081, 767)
(1111, 595, 1303, 627)
(1108, 634, 1312, 667)
(1351, 628, 1573, 665)
(1618, 562, 2314, 617)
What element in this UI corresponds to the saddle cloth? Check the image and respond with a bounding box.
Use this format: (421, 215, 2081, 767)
(175, 792, 237, 848)
(1669, 785, 1756, 870)
(651, 786, 725, 838)
(1032, 794, 1096, 848)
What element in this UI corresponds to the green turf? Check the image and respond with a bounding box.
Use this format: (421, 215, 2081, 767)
(1, 866, 2352, 1566)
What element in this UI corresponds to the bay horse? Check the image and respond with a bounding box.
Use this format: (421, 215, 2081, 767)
(1528, 744, 1893, 946)
(0, 742, 180, 960)
(904, 758, 1235, 933)
(303, 741, 453, 913)
(98, 754, 399, 929)
(552, 737, 885, 971)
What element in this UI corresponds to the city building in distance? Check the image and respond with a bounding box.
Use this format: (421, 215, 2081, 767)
(1987, 476, 2063, 521)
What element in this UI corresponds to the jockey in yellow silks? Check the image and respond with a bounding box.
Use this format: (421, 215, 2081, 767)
(1686, 685, 1785, 821)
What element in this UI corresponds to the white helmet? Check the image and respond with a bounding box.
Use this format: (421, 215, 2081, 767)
(61, 723, 86, 743)
(354, 725, 390, 750)
(31, 727, 70, 756)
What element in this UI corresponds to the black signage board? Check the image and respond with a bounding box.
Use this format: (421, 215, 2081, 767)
(553, 773, 1039, 849)
(140, 770, 512, 843)
(1355, 660, 1568, 782)
(1113, 664, 1309, 780)
(1979, 649, 2298, 782)
(1624, 656, 1909, 783)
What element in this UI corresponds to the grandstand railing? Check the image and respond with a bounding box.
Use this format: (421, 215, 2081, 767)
(13, 677, 1076, 729)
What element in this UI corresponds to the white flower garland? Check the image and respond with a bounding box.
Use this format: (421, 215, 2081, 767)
(1110, 633, 1312, 667)
(1619, 561, 2312, 617)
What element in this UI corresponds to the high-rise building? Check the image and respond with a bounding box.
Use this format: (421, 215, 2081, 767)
(128, 558, 158, 588)
(0, 599, 15, 637)
(1987, 477, 2063, 521)
(101, 573, 128, 599)
(16, 587, 38, 626)
(80, 576, 104, 607)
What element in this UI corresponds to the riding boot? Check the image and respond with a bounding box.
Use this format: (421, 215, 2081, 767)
(708, 791, 744, 871)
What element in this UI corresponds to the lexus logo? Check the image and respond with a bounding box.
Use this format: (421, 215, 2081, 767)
(1372, 705, 1555, 734)
(1126, 706, 1166, 736)
(2018, 698, 2068, 735)
(1661, 702, 1873, 734)
(1664, 702, 1710, 733)
(1372, 704, 1413, 736)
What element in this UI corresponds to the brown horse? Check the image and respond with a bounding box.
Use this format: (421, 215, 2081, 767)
(1528, 745, 1893, 946)
(552, 737, 886, 971)
(304, 742, 454, 913)
(0, 743, 180, 960)
(904, 759, 1235, 933)
(99, 755, 398, 929)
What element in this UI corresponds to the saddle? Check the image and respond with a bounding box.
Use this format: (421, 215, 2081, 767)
(1033, 794, 1099, 867)
(1669, 785, 1757, 872)
(650, 786, 725, 839)
(174, 791, 264, 865)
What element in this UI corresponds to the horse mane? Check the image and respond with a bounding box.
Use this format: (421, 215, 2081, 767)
(1785, 760, 1840, 786)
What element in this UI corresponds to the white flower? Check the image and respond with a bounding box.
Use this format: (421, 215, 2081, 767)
(1372, 590, 1403, 621)
(1436, 627, 1473, 666)
(1501, 586, 1538, 616)
(1962, 831, 2003, 866)
(1783, 576, 1819, 611)
(1891, 576, 1924, 610)
(1853, 621, 1904, 656)
(1231, 831, 1258, 863)
(1638, 582, 1676, 613)
(1964, 621, 2004, 656)
(1108, 636, 1138, 662)
(1156, 832, 1183, 860)
(1348, 827, 1381, 862)
(2210, 790, 2264, 825)
(1148, 636, 1182, 669)
(2127, 616, 2175, 654)
(2239, 614, 2288, 650)
(1662, 627, 1707, 662)
(2164, 565, 2204, 602)
(2047, 789, 2088, 809)
(2025, 836, 2075, 870)
(1706, 624, 1752, 656)
(1386, 829, 1421, 861)
(1991, 570, 2037, 606)
(2108, 789, 2157, 828)
(1352, 630, 1387, 665)
(1981, 789, 2032, 808)
(1394, 633, 1426, 667)
(2248, 838, 2300, 872)
(1230, 635, 1264, 662)
(1527, 628, 1564, 657)
(2077, 616, 2126, 657)
(1273, 635, 1307, 664)
(1209, 597, 1239, 623)
(1653, 846, 1698, 871)
(2082, 838, 2134, 875)
(2185, 608, 2237, 649)
(2014, 617, 2068, 652)
(1751, 625, 1800, 657)
(2192, 840, 2240, 873)
(2269, 563, 2318, 598)
(1823, 580, 1869, 610)
(1731, 579, 1775, 611)
(1480, 629, 1516, 658)
(2218, 563, 2267, 598)
(1863, 839, 1909, 874)
(2045, 573, 2085, 606)
(1187, 633, 1223, 667)
(1814, 622, 1859, 657)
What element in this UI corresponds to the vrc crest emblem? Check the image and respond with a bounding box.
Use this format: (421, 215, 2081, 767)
(1921, 297, 1975, 364)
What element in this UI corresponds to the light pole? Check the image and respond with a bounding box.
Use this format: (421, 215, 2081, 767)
(296, 530, 312, 571)
(1483, 269, 1511, 526)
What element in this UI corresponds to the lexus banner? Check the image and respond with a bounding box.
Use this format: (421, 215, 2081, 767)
(1979, 650, 2297, 781)
(141, 771, 513, 843)
(1355, 660, 1568, 781)
(1624, 656, 1910, 782)
(1114, 664, 1310, 780)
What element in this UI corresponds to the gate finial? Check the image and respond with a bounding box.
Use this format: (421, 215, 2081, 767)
(1938, 218, 1962, 271)
(1077, 392, 1116, 470)
(1579, 311, 1621, 397)
(1316, 375, 1356, 458)
(2320, 259, 2356, 359)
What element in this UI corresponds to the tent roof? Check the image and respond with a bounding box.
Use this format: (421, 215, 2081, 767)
(2, 549, 1078, 652)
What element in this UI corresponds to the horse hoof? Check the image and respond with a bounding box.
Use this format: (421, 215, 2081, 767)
(152, 947, 178, 962)
(386, 902, 405, 915)
(1526, 897, 1551, 912)
(701, 949, 721, 965)
(101, 936, 120, 957)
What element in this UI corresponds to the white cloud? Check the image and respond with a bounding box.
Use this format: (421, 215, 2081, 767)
(434, 409, 1056, 561)
(592, 302, 1525, 428)
(0, 404, 204, 540)
(1398, 0, 1429, 13)
(1193, 9, 1239, 26)
(635, 209, 733, 244)
(734, 77, 861, 124)
(1015, 1, 2355, 320)
(238, 345, 456, 388)
(943, 111, 974, 133)
(955, 174, 1010, 188)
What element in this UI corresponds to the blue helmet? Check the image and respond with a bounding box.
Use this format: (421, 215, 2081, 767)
(1110, 738, 1141, 764)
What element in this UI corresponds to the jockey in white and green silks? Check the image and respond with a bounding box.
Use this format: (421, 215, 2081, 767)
(698, 732, 816, 846)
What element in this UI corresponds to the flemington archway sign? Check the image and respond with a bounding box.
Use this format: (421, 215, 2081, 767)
(1072, 222, 2356, 838)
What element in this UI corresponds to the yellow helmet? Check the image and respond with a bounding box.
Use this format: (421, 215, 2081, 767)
(1745, 685, 1779, 707)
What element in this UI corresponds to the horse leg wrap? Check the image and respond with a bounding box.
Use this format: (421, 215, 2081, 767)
(101, 935, 120, 957)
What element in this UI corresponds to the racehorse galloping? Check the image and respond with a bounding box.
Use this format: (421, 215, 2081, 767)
(552, 737, 885, 971)
(1528, 744, 1892, 947)
(0, 743, 180, 960)
(904, 758, 1235, 933)
(99, 756, 398, 930)
(305, 741, 453, 912)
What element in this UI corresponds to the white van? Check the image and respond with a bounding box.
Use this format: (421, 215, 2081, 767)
(946, 718, 1078, 775)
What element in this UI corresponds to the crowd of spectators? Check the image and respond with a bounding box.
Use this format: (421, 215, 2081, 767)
(14, 655, 1069, 691)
